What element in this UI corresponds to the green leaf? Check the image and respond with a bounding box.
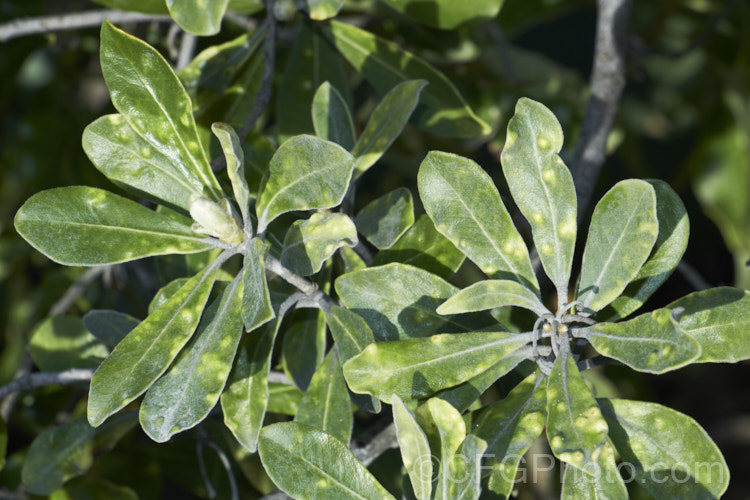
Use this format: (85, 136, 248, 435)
(502, 98, 577, 301)
(100, 22, 223, 200)
(242, 237, 275, 332)
(335, 263, 488, 340)
(212, 123, 251, 226)
(351, 80, 427, 177)
(259, 421, 395, 499)
(600, 398, 729, 498)
(303, 0, 345, 20)
(281, 212, 358, 276)
(139, 275, 244, 442)
(322, 20, 491, 138)
(90, 0, 168, 14)
(561, 442, 627, 500)
(277, 22, 349, 139)
(148, 277, 189, 315)
(437, 280, 549, 317)
(472, 371, 547, 497)
(15, 187, 212, 266)
(448, 434, 487, 500)
(50, 478, 139, 500)
(379, 0, 504, 29)
(83, 310, 140, 349)
(255, 135, 355, 232)
(312, 81, 356, 150)
(294, 350, 353, 444)
(578, 180, 659, 312)
(414, 398, 465, 500)
(588, 308, 700, 373)
(29, 316, 109, 372)
(392, 395, 432, 500)
(343, 331, 531, 403)
(268, 382, 304, 416)
(282, 310, 326, 390)
(546, 353, 608, 474)
(0, 417, 6, 472)
(418, 151, 538, 292)
(603, 179, 689, 321)
(221, 315, 282, 452)
(167, 0, 229, 35)
(324, 306, 381, 413)
(88, 264, 218, 427)
(355, 188, 415, 249)
(83, 114, 204, 211)
(179, 29, 265, 129)
(372, 214, 464, 280)
(22, 418, 96, 494)
(667, 286, 750, 362)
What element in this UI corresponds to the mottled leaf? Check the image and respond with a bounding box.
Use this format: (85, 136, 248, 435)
(281, 212, 358, 276)
(221, 315, 282, 452)
(600, 398, 729, 498)
(335, 263, 488, 341)
(148, 277, 189, 315)
(472, 371, 547, 497)
(167, 0, 229, 35)
(242, 237, 275, 332)
(268, 382, 304, 416)
(88, 264, 217, 427)
(414, 398, 465, 500)
(255, 135, 355, 232)
(22, 418, 96, 494)
(578, 180, 658, 311)
(668, 286, 750, 362)
(295, 350, 352, 444)
(561, 442, 627, 500)
(15, 187, 212, 266)
(419, 151, 538, 292)
(140, 275, 244, 442)
(437, 279, 549, 317)
(448, 434, 487, 500)
(312, 81, 355, 150)
(351, 80, 426, 177)
(379, 0, 504, 29)
(324, 306, 381, 413)
(502, 98, 576, 301)
(343, 331, 531, 402)
(588, 308, 700, 373)
(29, 316, 108, 372)
(303, 0, 345, 20)
(83, 114, 203, 211)
(259, 422, 395, 499)
(355, 188, 414, 249)
(546, 353, 608, 474)
(604, 180, 689, 321)
(83, 310, 139, 349)
(282, 310, 327, 391)
(372, 214, 464, 280)
(213, 122, 251, 225)
(100, 22, 222, 200)
(392, 395, 432, 500)
(323, 21, 490, 138)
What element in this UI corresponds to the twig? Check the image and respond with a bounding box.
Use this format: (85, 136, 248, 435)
(351, 422, 398, 467)
(0, 369, 94, 400)
(577, 356, 616, 371)
(264, 255, 319, 295)
(49, 266, 108, 316)
(352, 242, 374, 266)
(223, 11, 259, 32)
(677, 260, 711, 291)
(570, 0, 632, 218)
(0, 10, 171, 42)
(177, 32, 197, 71)
(197, 437, 240, 500)
(239, 0, 277, 142)
(268, 370, 292, 384)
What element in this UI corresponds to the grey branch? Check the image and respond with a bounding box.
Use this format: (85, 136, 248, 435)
(0, 368, 94, 400)
(570, 0, 632, 217)
(49, 266, 108, 316)
(0, 10, 171, 42)
(677, 260, 712, 291)
(264, 255, 338, 311)
(352, 422, 398, 467)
